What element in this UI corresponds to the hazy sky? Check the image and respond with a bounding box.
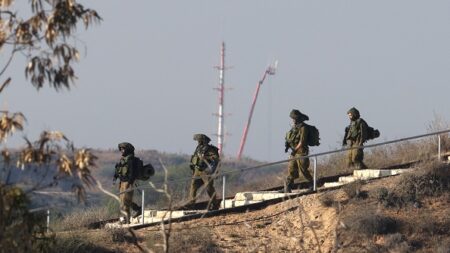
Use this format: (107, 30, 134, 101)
(1, 1, 449, 161)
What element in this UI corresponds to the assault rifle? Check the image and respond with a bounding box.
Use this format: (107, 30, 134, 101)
(342, 126, 350, 146)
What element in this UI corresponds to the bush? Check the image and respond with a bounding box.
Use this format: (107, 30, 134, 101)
(49, 233, 113, 253)
(383, 233, 411, 253)
(343, 180, 367, 199)
(395, 162, 450, 205)
(0, 184, 54, 253)
(375, 187, 402, 208)
(319, 192, 335, 207)
(343, 212, 397, 236)
(147, 227, 222, 253)
(107, 227, 137, 244)
(51, 206, 117, 231)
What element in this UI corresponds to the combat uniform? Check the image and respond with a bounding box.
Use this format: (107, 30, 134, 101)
(284, 109, 313, 193)
(189, 134, 220, 209)
(345, 107, 369, 169)
(114, 142, 141, 223)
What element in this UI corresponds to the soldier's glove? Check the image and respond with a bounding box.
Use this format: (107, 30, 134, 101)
(284, 142, 289, 153)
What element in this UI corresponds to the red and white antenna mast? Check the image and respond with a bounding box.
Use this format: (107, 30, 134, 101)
(214, 42, 227, 156)
(237, 61, 278, 160)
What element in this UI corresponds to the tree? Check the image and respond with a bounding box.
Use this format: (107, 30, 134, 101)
(0, 1, 101, 251)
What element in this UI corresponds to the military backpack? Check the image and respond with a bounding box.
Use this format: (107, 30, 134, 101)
(367, 126, 380, 141)
(286, 124, 320, 147)
(132, 157, 155, 181)
(305, 123, 320, 146)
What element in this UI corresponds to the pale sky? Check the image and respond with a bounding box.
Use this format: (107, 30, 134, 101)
(1, 1, 449, 161)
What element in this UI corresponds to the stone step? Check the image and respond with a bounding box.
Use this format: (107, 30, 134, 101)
(353, 168, 412, 179)
(338, 176, 358, 183)
(234, 191, 299, 201)
(143, 209, 205, 219)
(323, 182, 347, 188)
(221, 199, 262, 209)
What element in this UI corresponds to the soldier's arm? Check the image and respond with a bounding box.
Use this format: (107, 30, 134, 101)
(295, 126, 308, 151)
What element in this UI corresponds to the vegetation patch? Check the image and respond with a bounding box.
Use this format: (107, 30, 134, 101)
(342, 211, 397, 236)
(319, 192, 335, 207)
(342, 180, 367, 200)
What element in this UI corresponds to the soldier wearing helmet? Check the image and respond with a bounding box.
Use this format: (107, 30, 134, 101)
(283, 109, 313, 193)
(189, 134, 220, 210)
(344, 107, 369, 170)
(113, 142, 141, 223)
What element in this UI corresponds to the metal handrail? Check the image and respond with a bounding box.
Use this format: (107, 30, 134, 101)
(118, 129, 450, 195)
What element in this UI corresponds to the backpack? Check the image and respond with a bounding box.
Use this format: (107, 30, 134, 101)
(367, 126, 380, 141)
(305, 123, 320, 146)
(132, 157, 155, 181)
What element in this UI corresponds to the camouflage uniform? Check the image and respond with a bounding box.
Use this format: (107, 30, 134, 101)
(284, 110, 313, 193)
(189, 134, 220, 209)
(345, 107, 369, 169)
(114, 142, 141, 223)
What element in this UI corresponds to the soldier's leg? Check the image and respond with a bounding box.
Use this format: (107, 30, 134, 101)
(189, 178, 202, 203)
(204, 176, 217, 200)
(299, 156, 313, 184)
(202, 175, 220, 210)
(285, 159, 299, 193)
(120, 182, 132, 223)
(354, 147, 367, 169)
(347, 144, 354, 168)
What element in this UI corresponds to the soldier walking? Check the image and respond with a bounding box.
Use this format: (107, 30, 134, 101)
(343, 107, 369, 170)
(189, 134, 220, 210)
(284, 109, 314, 193)
(113, 142, 142, 224)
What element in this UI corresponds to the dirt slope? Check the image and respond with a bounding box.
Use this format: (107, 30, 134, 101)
(137, 170, 449, 253)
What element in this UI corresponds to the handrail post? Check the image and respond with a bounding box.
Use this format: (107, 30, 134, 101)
(46, 209, 50, 233)
(222, 175, 226, 209)
(438, 135, 441, 161)
(141, 189, 145, 224)
(313, 156, 317, 192)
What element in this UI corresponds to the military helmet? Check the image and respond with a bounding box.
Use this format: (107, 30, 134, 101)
(118, 142, 135, 152)
(289, 109, 309, 122)
(193, 134, 211, 143)
(347, 107, 360, 119)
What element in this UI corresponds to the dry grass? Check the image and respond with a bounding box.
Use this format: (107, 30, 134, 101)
(382, 233, 412, 253)
(50, 230, 115, 253)
(342, 180, 367, 200)
(342, 211, 397, 236)
(51, 205, 117, 231)
(319, 192, 335, 207)
(375, 162, 450, 208)
(145, 226, 222, 253)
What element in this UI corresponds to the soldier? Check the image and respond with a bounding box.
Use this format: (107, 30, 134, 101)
(284, 109, 314, 193)
(343, 107, 369, 170)
(113, 142, 142, 224)
(189, 134, 220, 210)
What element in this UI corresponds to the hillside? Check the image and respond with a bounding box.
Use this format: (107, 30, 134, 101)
(50, 161, 450, 253)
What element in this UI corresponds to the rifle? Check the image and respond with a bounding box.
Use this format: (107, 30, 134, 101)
(342, 126, 350, 146)
(284, 141, 290, 153)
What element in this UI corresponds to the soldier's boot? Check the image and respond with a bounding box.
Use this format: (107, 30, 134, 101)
(306, 182, 315, 192)
(355, 162, 368, 170)
(284, 181, 293, 193)
(183, 199, 196, 210)
(209, 198, 221, 211)
(131, 203, 142, 218)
